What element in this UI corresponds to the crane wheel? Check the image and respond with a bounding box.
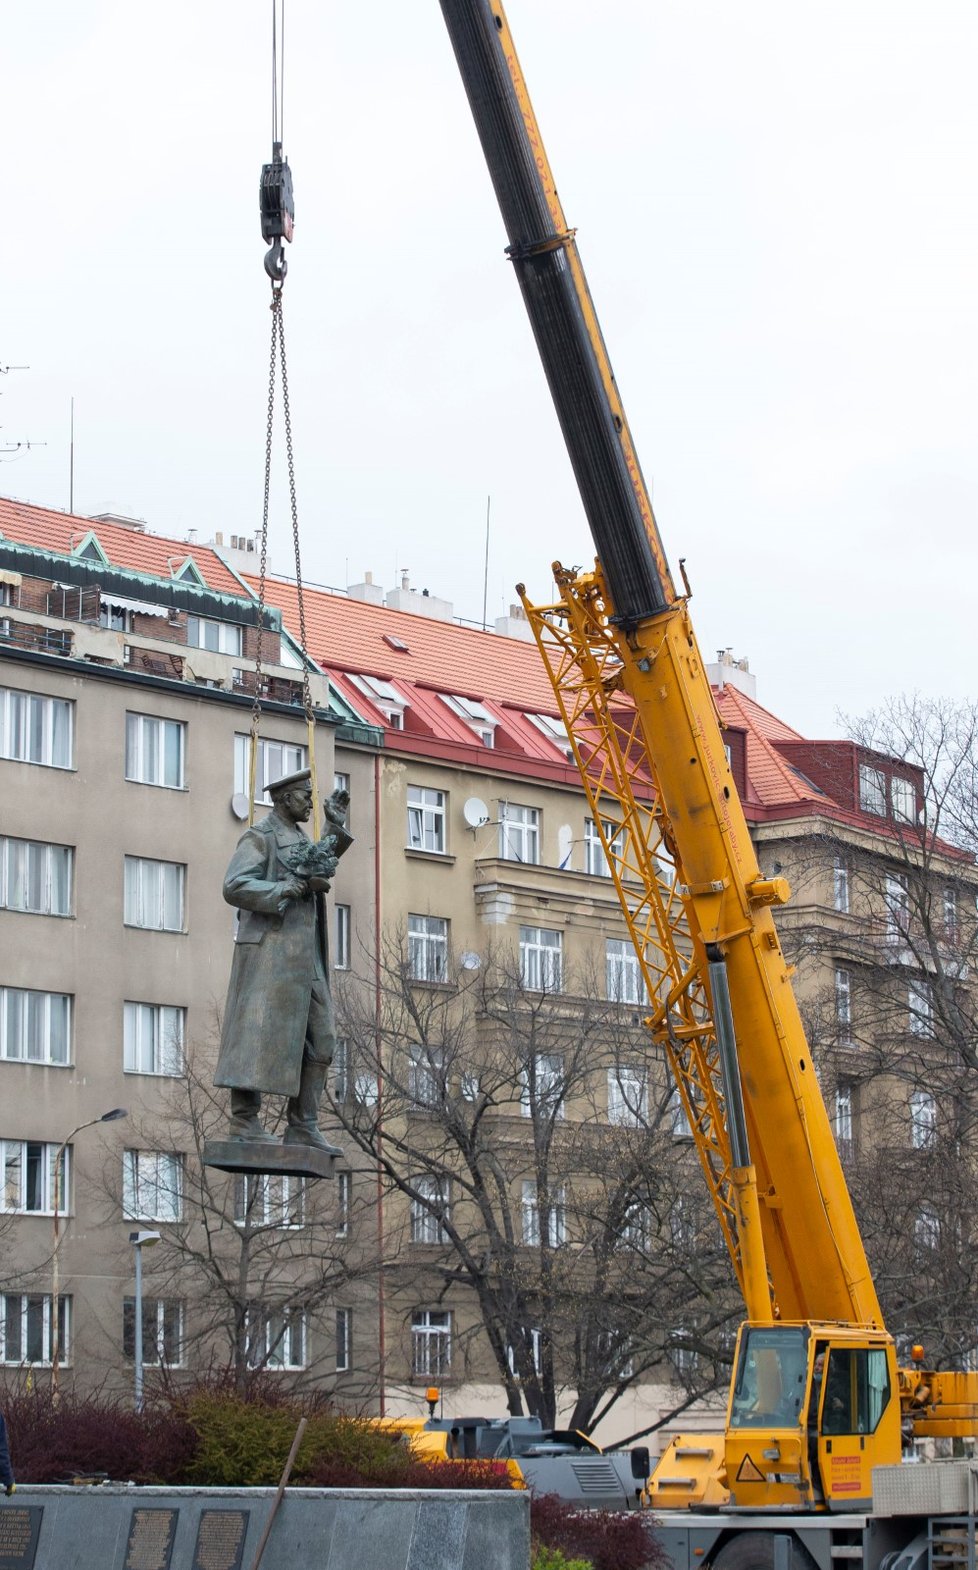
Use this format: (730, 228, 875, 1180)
(711, 1534, 817, 1570)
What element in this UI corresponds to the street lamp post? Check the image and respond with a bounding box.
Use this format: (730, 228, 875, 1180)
(50, 1107, 127, 1399)
(129, 1230, 161, 1413)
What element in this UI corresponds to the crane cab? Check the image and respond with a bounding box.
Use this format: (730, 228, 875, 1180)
(725, 1323, 902, 1511)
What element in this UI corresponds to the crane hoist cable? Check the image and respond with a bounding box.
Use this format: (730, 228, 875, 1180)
(248, 0, 321, 840)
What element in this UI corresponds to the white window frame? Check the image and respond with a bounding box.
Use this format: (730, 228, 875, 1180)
(891, 775, 916, 824)
(0, 1294, 70, 1367)
(0, 987, 71, 1065)
(524, 713, 573, 760)
(406, 785, 446, 853)
(349, 673, 407, 727)
(233, 734, 307, 807)
(333, 904, 351, 970)
(606, 938, 643, 1005)
(0, 687, 73, 769)
(944, 886, 959, 945)
(521, 1181, 566, 1248)
(333, 1039, 349, 1102)
(0, 837, 73, 916)
(408, 1045, 445, 1109)
(669, 1089, 693, 1140)
(909, 1089, 937, 1149)
(124, 856, 186, 932)
(584, 817, 624, 878)
(499, 802, 540, 864)
(123, 1297, 184, 1368)
(507, 1327, 543, 1378)
(336, 1307, 352, 1373)
(608, 1065, 648, 1127)
(125, 713, 186, 790)
(915, 1205, 940, 1250)
(2, 1140, 68, 1214)
(835, 967, 852, 1038)
(908, 979, 934, 1039)
(859, 763, 887, 816)
(335, 1170, 351, 1238)
(835, 1084, 853, 1149)
(233, 1173, 305, 1229)
(123, 1150, 183, 1223)
(885, 874, 909, 943)
(411, 1175, 451, 1245)
(518, 926, 562, 992)
(520, 1053, 565, 1120)
(408, 914, 449, 982)
(411, 1309, 451, 1377)
(833, 857, 850, 914)
(247, 1306, 307, 1371)
(123, 1002, 185, 1076)
(187, 615, 243, 655)
(441, 693, 496, 747)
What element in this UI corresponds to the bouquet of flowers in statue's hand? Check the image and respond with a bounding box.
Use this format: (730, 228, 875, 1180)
(281, 833, 341, 883)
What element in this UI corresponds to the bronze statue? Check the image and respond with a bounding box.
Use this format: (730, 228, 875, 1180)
(215, 770, 352, 1148)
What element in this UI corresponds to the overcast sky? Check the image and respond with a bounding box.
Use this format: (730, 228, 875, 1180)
(4, 2, 976, 736)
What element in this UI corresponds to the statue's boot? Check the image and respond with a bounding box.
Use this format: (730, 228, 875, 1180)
(229, 1089, 278, 1144)
(284, 1061, 336, 1150)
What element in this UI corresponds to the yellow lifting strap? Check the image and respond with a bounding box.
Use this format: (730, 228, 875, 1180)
(247, 284, 321, 842)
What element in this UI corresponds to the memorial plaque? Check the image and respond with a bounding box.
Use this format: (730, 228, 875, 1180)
(0, 1506, 42, 1570)
(192, 1509, 250, 1570)
(124, 1508, 178, 1570)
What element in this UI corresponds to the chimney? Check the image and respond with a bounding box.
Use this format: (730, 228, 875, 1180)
(347, 571, 386, 607)
(494, 604, 535, 642)
(706, 649, 757, 699)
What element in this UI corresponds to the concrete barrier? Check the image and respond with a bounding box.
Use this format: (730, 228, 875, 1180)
(0, 1485, 530, 1570)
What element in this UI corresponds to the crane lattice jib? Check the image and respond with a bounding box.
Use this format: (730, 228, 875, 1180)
(440, 0, 883, 1331)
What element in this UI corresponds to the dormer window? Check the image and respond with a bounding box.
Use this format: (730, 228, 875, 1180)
(858, 763, 886, 816)
(187, 615, 242, 655)
(440, 694, 496, 748)
(349, 673, 407, 728)
(525, 713, 573, 760)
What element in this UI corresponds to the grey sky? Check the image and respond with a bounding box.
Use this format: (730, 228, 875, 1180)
(5, 2, 976, 736)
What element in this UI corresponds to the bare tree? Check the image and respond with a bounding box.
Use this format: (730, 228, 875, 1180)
(330, 938, 739, 1433)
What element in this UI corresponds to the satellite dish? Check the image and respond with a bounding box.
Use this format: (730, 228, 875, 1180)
(460, 951, 482, 971)
(463, 796, 490, 829)
(231, 793, 251, 821)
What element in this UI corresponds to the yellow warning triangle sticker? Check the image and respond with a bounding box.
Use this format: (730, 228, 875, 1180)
(736, 1454, 766, 1483)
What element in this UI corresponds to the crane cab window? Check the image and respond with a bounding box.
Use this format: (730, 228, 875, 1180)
(731, 1327, 809, 1428)
(819, 1348, 890, 1436)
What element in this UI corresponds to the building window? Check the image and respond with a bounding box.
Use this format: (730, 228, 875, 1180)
(608, 1066, 648, 1127)
(606, 938, 643, 1004)
(123, 1150, 183, 1223)
(669, 1194, 695, 1249)
(835, 967, 852, 1039)
(909, 1090, 937, 1149)
(858, 764, 887, 816)
(915, 1205, 940, 1250)
(621, 1198, 651, 1249)
(234, 1173, 305, 1229)
(524, 713, 573, 759)
(0, 837, 72, 916)
(412, 1310, 451, 1377)
(832, 857, 850, 914)
(0, 988, 71, 1065)
(835, 1084, 853, 1153)
(521, 1181, 566, 1247)
(0, 687, 73, 769)
(519, 926, 562, 992)
(333, 772, 350, 807)
(335, 1171, 351, 1238)
(520, 1054, 565, 1120)
(943, 887, 959, 946)
(233, 734, 307, 806)
(891, 775, 916, 824)
(333, 1039, 349, 1102)
(499, 802, 540, 864)
(125, 713, 186, 789)
(187, 615, 242, 655)
(408, 914, 448, 982)
(584, 817, 624, 877)
(1, 1141, 67, 1214)
(123, 1298, 183, 1367)
(406, 786, 446, 853)
(123, 1002, 185, 1077)
(408, 1045, 444, 1109)
(124, 857, 186, 932)
(334, 905, 350, 969)
(336, 1307, 352, 1373)
(440, 693, 496, 746)
(246, 1307, 307, 1371)
(349, 673, 407, 728)
(885, 875, 909, 943)
(1, 1295, 70, 1366)
(411, 1176, 450, 1245)
(908, 980, 934, 1039)
(507, 1328, 543, 1378)
(669, 1090, 693, 1140)
(669, 1326, 699, 1376)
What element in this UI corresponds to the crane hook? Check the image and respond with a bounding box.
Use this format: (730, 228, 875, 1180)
(264, 241, 288, 284)
(260, 141, 294, 287)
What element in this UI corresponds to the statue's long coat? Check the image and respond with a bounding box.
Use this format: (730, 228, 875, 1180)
(215, 812, 346, 1096)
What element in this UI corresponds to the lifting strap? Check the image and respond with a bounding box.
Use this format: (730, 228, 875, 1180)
(248, 0, 321, 840)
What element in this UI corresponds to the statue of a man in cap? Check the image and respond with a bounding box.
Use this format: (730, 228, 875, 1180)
(215, 768, 352, 1148)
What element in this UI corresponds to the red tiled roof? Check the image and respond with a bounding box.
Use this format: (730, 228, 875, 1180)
(714, 684, 816, 810)
(0, 497, 245, 597)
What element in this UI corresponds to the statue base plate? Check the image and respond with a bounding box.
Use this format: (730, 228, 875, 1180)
(203, 1138, 341, 1181)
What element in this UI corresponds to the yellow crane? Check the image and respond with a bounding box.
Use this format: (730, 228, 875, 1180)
(434, 3, 978, 1563)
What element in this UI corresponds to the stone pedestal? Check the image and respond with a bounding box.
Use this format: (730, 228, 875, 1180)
(202, 1140, 341, 1182)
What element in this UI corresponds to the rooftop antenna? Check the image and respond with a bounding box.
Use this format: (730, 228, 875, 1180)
(69, 398, 75, 513)
(481, 494, 491, 631)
